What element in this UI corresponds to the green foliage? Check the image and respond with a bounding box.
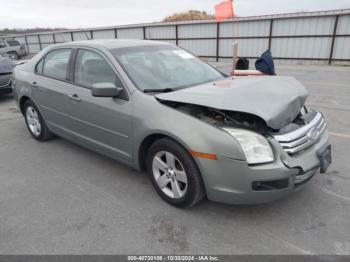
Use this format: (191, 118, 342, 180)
(0, 28, 67, 36)
(163, 10, 214, 22)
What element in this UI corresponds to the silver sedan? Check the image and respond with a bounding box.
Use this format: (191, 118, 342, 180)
(12, 40, 331, 207)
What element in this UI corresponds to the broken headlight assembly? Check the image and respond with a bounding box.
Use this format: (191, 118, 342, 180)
(223, 128, 274, 164)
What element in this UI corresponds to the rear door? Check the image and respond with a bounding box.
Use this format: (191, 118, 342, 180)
(63, 48, 133, 162)
(32, 48, 76, 131)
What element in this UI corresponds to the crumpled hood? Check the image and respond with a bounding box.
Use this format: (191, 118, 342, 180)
(0, 56, 15, 74)
(156, 76, 308, 130)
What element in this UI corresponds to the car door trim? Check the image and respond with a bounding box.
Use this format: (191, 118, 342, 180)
(40, 104, 129, 139)
(67, 48, 78, 82)
(47, 121, 131, 160)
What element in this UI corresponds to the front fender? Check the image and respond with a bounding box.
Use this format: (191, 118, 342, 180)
(132, 91, 246, 169)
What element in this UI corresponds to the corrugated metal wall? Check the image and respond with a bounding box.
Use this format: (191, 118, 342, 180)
(2, 9, 350, 65)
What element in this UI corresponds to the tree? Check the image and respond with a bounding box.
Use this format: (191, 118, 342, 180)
(0, 28, 68, 36)
(163, 10, 214, 22)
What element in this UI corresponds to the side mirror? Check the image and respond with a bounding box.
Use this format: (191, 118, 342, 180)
(91, 83, 123, 97)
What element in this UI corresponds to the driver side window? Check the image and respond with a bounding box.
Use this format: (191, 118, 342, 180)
(74, 49, 123, 89)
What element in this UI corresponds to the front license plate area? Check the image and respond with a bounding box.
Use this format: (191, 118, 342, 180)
(317, 145, 332, 173)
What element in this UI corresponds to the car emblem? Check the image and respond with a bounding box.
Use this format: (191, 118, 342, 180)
(307, 127, 318, 140)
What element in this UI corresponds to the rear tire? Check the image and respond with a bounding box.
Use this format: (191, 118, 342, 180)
(146, 138, 205, 208)
(24, 100, 53, 141)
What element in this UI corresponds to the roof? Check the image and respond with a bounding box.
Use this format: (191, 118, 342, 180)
(53, 39, 171, 50)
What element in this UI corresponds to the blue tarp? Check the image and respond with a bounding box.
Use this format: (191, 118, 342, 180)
(255, 50, 276, 75)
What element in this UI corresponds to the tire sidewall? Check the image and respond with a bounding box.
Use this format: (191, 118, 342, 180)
(24, 100, 47, 140)
(146, 138, 204, 207)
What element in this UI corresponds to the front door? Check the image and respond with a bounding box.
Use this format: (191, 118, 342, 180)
(63, 48, 133, 163)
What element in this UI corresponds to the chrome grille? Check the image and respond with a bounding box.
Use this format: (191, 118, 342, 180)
(274, 112, 327, 155)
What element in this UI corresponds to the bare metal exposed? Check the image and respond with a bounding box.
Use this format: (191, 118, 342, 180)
(12, 39, 332, 207)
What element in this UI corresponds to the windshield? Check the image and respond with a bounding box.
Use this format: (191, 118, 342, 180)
(111, 45, 224, 92)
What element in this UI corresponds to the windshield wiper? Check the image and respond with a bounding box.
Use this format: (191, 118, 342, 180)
(143, 88, 175, 93)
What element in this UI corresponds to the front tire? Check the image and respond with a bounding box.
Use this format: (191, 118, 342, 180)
(146, 138, 205, 208)
(24, 100, 53, 141)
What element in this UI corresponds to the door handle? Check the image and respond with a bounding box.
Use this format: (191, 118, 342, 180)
(69, 94, 81, 102)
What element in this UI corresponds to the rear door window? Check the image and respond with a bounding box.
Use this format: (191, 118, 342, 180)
(42, 49, 71, 80)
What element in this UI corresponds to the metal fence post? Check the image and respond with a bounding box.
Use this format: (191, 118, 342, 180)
(268, 19, 274, 50)
(24, 35, 29, 53)
(53, 33, 56, 44)
(70, 32, 74, 42)
(38, 35, 42, 51)
(175, 25, 179, 46)
(143, 26, 147, 40)
(216, 22, 220, 62)
(329, 15, 339, 65)
(114, 28, 118, 39)
(90, 30, 94, 39)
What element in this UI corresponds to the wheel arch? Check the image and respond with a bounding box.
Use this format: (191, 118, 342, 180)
(19, 96, 31, 115)
(138, 132, 208, 206)
(137, 132, 193, 172)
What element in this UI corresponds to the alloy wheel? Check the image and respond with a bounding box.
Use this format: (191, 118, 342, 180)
(152, 151, 188, 199)
(26, 106, 41, 136)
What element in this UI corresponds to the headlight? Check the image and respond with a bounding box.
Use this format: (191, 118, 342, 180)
(223, 128, 274, 164)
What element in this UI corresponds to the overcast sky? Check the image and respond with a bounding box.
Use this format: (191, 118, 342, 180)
(1, 0, 349, 29)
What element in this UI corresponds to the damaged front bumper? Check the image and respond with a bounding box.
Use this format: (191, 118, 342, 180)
(195, 128, 331, 205)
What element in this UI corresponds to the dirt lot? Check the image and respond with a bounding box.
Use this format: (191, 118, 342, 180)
(0, 64, 350, 254)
